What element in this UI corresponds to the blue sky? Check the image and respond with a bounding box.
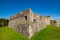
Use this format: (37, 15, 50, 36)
(0, 0, 60, 20)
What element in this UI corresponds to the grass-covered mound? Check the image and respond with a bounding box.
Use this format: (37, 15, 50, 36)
(0, 25, 60, 40)
(31, 25, 60, 40)
(0, 27, 28, 40)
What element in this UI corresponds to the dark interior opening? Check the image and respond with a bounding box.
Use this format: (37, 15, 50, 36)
(54, 21, 56, 23)
(25, 16, 27, 21)
(34, 19, 36, 21)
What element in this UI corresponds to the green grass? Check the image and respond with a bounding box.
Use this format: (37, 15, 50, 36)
(0, 25, 60, 40)
(31, 25, 60, 40)
(0, 27, 28, 40)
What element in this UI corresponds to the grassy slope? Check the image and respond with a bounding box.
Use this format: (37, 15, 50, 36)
(0, 27, 28, 40)
(31, 25, 60, 40)
(0, 25, 60, 40)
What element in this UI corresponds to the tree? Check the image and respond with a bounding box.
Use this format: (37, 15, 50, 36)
(0, 18, 9, 27)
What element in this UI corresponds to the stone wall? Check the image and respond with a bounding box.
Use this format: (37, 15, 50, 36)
(51, 20, 60, 27)
(14, 23, 29, 37)
(9, 8, 51, 38)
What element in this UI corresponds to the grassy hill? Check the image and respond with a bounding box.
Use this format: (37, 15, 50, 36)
(0, 27, 28, 40)
(0, 25, 60, 40)
(31, 25, 60, 40)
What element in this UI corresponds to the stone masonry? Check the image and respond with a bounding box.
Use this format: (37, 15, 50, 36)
(51, 20, 60, 27)
(8, 8, 60, 38)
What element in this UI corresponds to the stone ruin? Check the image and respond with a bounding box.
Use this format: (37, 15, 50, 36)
(8, 8, 60, 38)
(51, 20, 60, 27)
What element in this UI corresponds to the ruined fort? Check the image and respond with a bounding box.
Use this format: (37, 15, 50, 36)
(9, 8, 60, 38)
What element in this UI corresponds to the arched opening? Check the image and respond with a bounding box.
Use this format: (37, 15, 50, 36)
(54, 21, 56, 23)
(24, 16, 27, 21)
(34, 19, 36, 21)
